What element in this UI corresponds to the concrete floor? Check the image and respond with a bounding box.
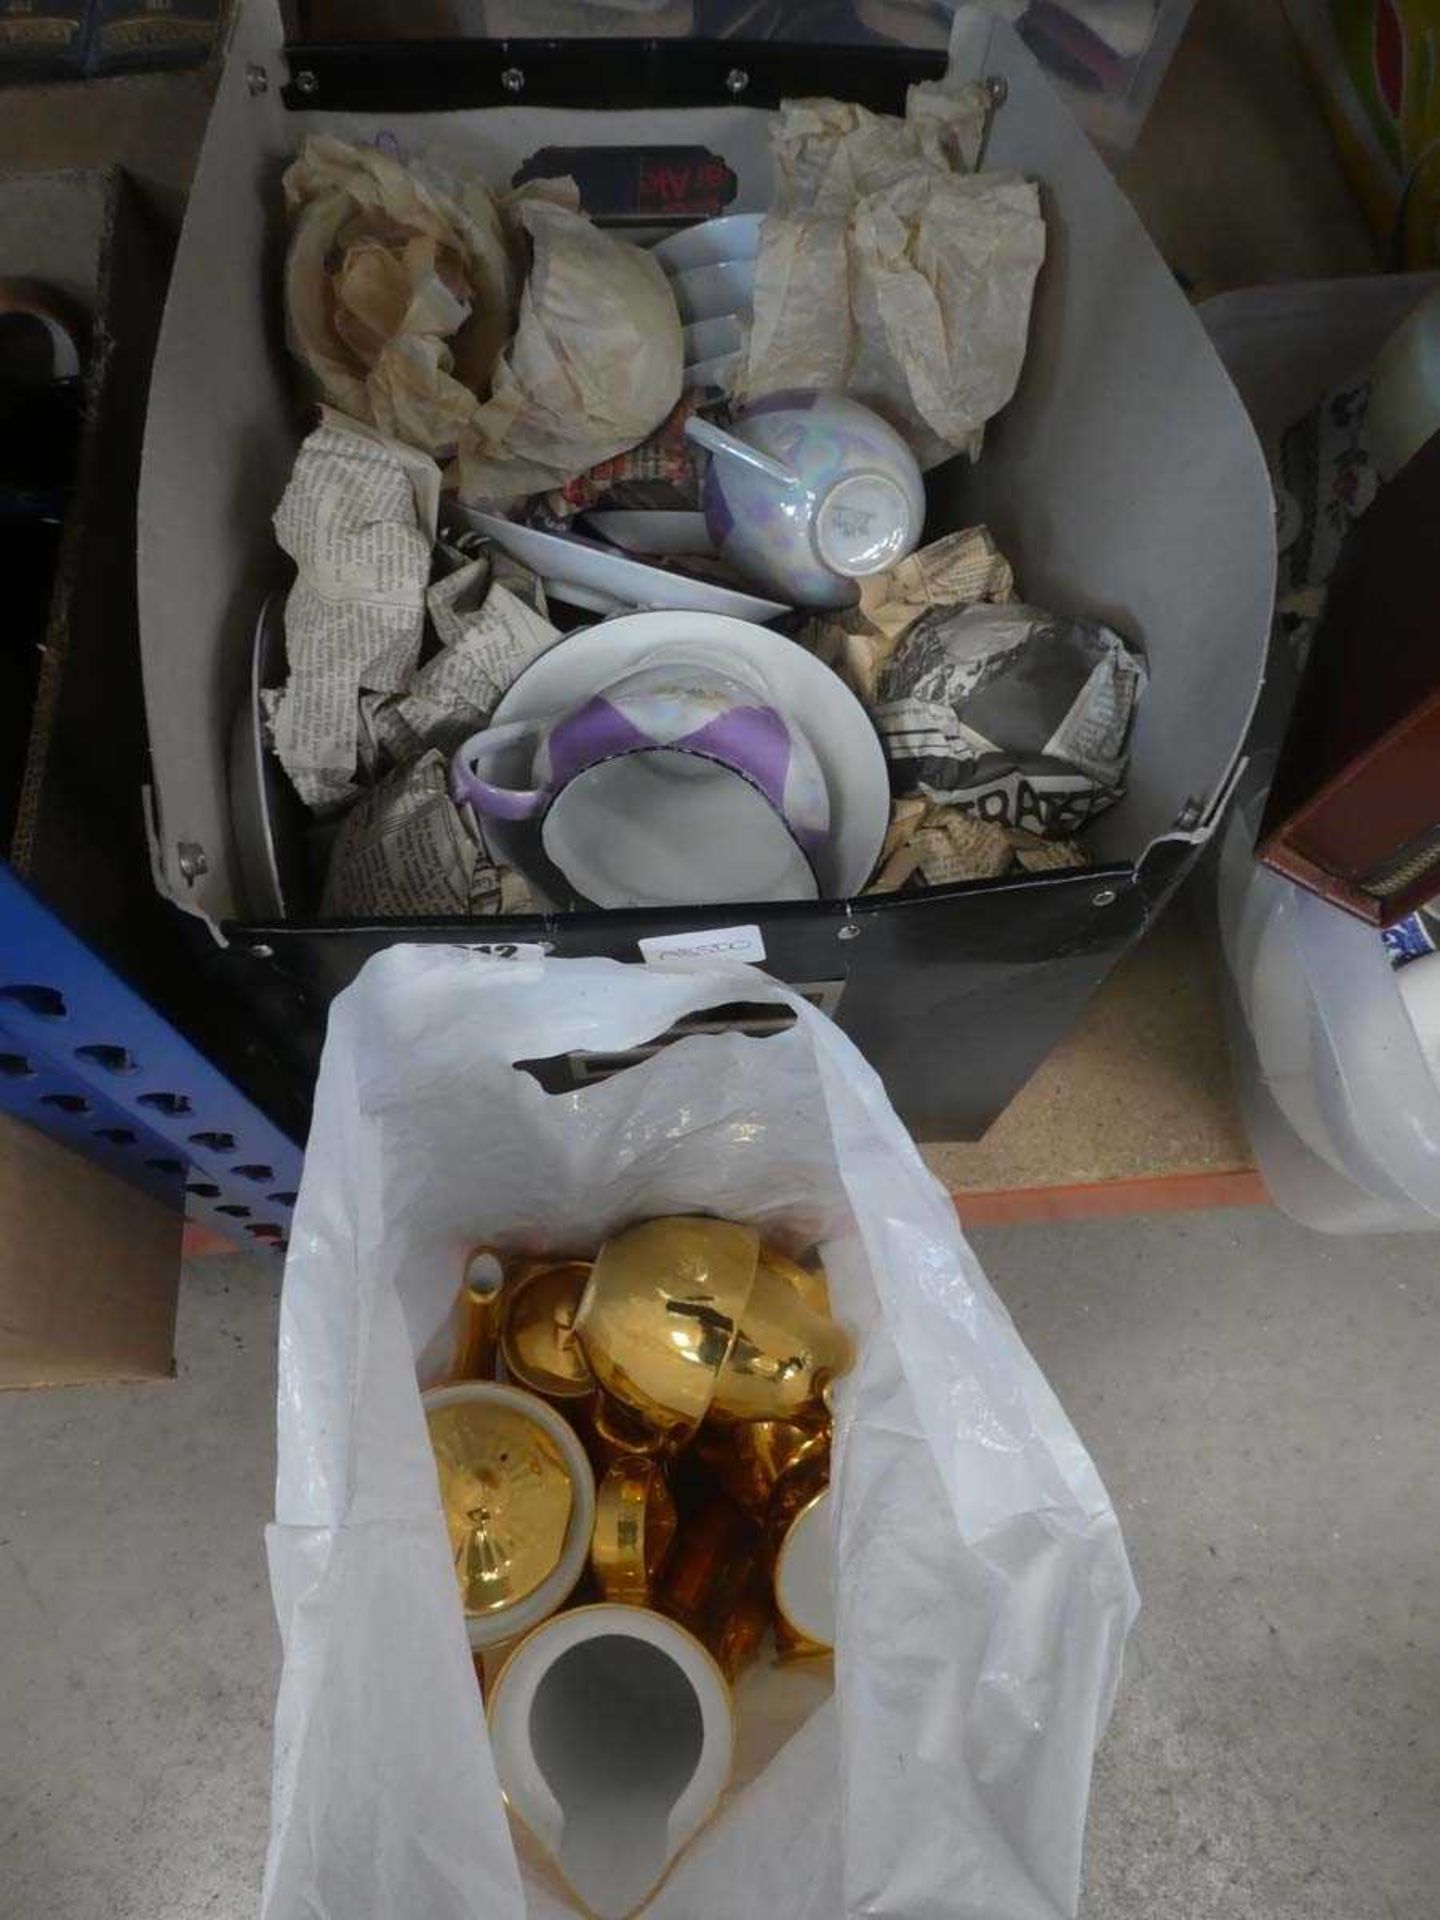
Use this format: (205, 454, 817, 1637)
(3, 1214, 1437, 1919)
(994, 1213, 1440, 1920)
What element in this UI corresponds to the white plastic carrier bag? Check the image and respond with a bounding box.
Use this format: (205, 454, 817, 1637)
(263, 948, 1136, 1920)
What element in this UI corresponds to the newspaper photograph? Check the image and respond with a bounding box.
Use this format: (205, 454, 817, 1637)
(874, 602, 1147, 835)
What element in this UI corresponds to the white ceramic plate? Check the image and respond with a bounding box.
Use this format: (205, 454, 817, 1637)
(683, 350, 740, 393)
(450, 507, 787, 623)
(582, 510, 714, 557)
(483, 611, 890, 903)
(653, 212, 762, 273)
(228, 593, 306, 918)
(669, 258, 755, 325)
(682, 313, 743, 363)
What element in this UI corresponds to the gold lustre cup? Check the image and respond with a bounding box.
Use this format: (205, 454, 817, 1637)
(573, 1217, 761, 1446)
(590, 1456, 678, 1605)
(500, 1259, 596, 1405)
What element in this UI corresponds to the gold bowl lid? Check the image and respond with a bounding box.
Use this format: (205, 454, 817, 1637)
(426, 1392, 577, 1617)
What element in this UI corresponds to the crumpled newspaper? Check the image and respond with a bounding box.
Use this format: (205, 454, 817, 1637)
(805, 525, 1016, 706)
(806, 526, 1103, 880)
(319, 748, 535, 919)
(284, 135, 521, 458)
(736, 86, 1044, 467)
(285, 136, 682, 502)
(866, 799, 1089, 893)
(1273, 376, 1376, 671)
(546, 392, 704, 518)
(456, 195, 684, 505)
(770, 83, 991, 212)
(265, 413, 560, 841)
(266, 409, 439, 814)
(364, 555, 560, 766)
(874, 601, 1147, 835)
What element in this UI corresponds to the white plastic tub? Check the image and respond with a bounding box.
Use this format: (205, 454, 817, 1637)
(1219, 773, 1440, 1233)
(1202, 276, 1440, 1233)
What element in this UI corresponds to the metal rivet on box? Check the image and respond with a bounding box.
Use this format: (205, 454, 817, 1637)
(294, 68, 319, 96)
(725, 67, 750, 95)
(246, 63, 269, 96)
(177, 841, 208, 883)
(837, 922, 862, 943)
(1091, 888, 1119, 909)
(501, 66, 525, 94)
(976, 73, 1009, 170)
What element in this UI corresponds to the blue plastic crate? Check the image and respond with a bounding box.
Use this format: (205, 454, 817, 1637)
(0, 865, 303, 1252)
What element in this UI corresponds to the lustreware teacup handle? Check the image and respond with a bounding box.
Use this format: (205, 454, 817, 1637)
(450, 722, 548, 822)
(684, 415, 798, 487)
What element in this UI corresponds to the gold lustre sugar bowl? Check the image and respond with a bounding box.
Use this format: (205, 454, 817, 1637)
(423, 1380, 595, 1650)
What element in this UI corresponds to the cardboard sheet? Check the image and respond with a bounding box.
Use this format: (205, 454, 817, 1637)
(0, 1114, 180, 1390)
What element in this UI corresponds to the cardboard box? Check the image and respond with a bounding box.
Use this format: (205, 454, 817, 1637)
(136, 1, 1276, 1139)
(0, 1111, 179, 1388)
(3, 170, 166, 947)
